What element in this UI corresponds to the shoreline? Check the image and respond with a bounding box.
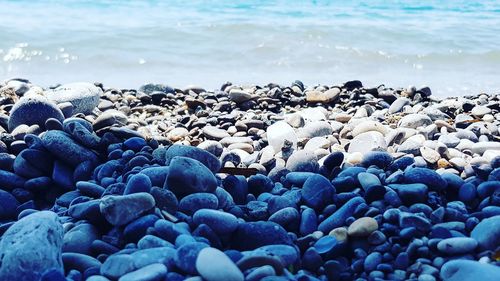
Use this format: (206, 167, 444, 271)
(0, 78, 499, 280)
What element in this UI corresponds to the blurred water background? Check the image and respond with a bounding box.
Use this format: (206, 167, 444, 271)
(1, 0, 500, 96)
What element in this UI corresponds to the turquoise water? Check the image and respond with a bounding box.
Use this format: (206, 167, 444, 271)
(1, 0, 500, 96)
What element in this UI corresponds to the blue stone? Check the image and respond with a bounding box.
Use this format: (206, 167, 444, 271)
(165, 144, 221, 173)
(123, 137, 147, 152)
(174, 242, 209, 275)
(268, 207, 299, 230)
(389, 183, 428, 205)
(299, 208, 318, 236)
(471, 215, 500, 251)
(318, 197, 365, 233)
(437, 237, 478, 254)
(323, 151, 344, 170)
(458, 183, 477, 203)
(440, 260, 500, 281)
(0, 189, 19, 220)
(399, 213, 431, 232)
(193, 209, 239, 235)
(231, 221, 292, 251)
(222, 175, 248, 205)
(179, 193, 218, 215)
(388, 156, 415, 171)
(76, 181, 105, 198)
(123, 214, 159, 243)
(404, 168, 447, 192)
(301, 174, 335, 211)
(314, 236, 338, 254)
(248, 174, 274, 196)
(331, 176, 356, 193)
(124, 173, 152, 195)
(364, 252, 382, 272)
(285, 172, 316, 186)
(337, 167, 366, 185)
(166, 156, 217, 198)
(361, 151, 393, 169)
(477, 181, 500, 199)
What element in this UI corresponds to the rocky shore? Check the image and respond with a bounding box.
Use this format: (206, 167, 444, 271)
(0, 78, 499, 281)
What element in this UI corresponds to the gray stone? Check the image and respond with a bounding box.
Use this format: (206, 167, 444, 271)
(196, 247, 244, 281)
(203, 126, 230, 141)
(388, 97, 410, 113)
(46, 82, 102, 114)
(286, 150, 319, 173)
(0, 211, 64, 281)
(93, 110, 128, 131)
(297, 121, 333, 138)
(398, 114, 433, 129)
(100, 193, 156, 226)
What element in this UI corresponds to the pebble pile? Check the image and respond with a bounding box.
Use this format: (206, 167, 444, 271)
(0, 78, 499, 281)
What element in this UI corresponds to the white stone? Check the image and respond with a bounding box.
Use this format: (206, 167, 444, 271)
(266, 121, 298, 153)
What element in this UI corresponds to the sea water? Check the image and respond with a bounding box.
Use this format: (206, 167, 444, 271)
(1, 0, 500, 96)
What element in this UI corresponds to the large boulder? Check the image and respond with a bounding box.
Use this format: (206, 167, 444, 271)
(46, 82, 101, 114)
(0, 211, 64, 280)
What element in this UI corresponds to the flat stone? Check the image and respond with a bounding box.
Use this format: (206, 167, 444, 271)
(41, 130, 99, 167)
(100, 192, 156, 226)
(118, 263, 167, 281)
(100, 254, 135, 280)
(437, 237, 478, 254)
(471, 215, 500, 251)
(202, 126, 230, 141)
(306, 88, 340, 103)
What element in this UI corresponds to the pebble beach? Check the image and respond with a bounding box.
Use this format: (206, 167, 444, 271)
(0, 78, 499, 281)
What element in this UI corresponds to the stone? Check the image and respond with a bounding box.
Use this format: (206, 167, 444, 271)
(166, 156, 217, 198)
(179, 193, 219, 215)
(297, 121, 333, 138)
(130, 247, 176, 269)
(471, 215, 500, 251)
(124, 173, 152, 195)
(471, 105, 491, 117)
(404, 167, 447, 192)
(0, 188, 19, 219)
(100, 192, 156, 226)
(319, 197, 366, 233)
(63, 223, 100, 255)
(348, 217, 378, 237)
(286, 150, 319, 173)
(93, 110, 128, 131)
(62, 253, 102, 273)
(165, 144, 221, 173)
(267, 121, 298, 152)
(440, 260, 500, 281)
(231, 221, 292, 251)
(389, 183, 428, 205)
(389, 97, 410, 113)
(471, 142, 500, 154)
(437, 237, 478, 254)
(229, 89, 252, 103)
(0, 211, 64, 281)
(360, 151, 393, 169)
(420, 147, 440, 164)
(8, 95, 64, 131)
(41, 130, 99, 167)
(398, 114, 433, 129)
(196, 247, 244, 281)
(351, 121, 388, 137)
(306, 88, 340, 103)
(301, 174, 335, 211)
(193, 209, 239, 235)
(175, 242, 209, 275)
(118, 263, 168, 281)
(314, 235, 338, 254)
(348, 131, 387, 154)
(202, 126, 230, 141)
(46, 82, 101, 114)
(100, 254, 135, 280)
